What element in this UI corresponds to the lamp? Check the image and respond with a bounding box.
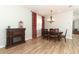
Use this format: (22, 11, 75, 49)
(18, 20, 23, 28)
(47, 10, 55, 23)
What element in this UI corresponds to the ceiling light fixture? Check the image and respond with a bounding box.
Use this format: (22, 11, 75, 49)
(47, 10, 55, 23)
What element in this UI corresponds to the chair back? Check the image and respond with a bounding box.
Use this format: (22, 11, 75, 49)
(49, 29, 57, 35)
(42, 29, 48, 35)
(50, 28, 59, 33)
(65, 29, 67, 37)
(55, 28, 59, 32)
(50, 29, 54, 32)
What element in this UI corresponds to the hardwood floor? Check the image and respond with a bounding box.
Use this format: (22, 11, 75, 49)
(0, 34, 79, 54)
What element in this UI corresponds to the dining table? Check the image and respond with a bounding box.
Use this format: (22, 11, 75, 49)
(47, 31, 63, 41)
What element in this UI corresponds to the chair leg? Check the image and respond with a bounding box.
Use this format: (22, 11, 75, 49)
(48, 37, 50, 42)
(58, 36, 61, 41)
(65, 38, 66, 42)
(42, 36, 44, 39)
(47, 36, 48, 40)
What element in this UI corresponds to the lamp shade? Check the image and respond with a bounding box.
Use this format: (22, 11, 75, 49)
(47, 17, 55, 23)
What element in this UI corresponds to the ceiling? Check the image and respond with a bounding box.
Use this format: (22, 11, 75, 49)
(25, 5, 79, 17)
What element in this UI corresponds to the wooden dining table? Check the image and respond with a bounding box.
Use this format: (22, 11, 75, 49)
(47, 31, 63, 41)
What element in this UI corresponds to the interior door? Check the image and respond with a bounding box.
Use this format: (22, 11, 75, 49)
(32, 12, 37, 39)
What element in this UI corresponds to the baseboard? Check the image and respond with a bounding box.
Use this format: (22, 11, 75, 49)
(66, 37, 72, 39)
(0, 45, 5, 48)
(37, 36, 41, 38)
(37, 35, 41, 37)
(25, 37, 32, 40)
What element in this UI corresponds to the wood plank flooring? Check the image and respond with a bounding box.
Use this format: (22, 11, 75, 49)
(0, 34, 79, 54)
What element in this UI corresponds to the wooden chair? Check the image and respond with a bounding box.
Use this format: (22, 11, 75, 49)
(49, 29, 59, 40)
(42, 29, 48, 39)
(55, 28, 59, 32)
(61, 29, 67, 42)
(50, 28, 59, 33)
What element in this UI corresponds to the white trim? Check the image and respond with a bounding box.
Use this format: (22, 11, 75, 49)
(25, 37, 32, 40)
(66, 37, 72, 39)
(0, 45, 5, 48)
(37, 34, 41, 37)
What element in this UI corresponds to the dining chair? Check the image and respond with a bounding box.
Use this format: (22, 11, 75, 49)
(42, 29, 48, 39)
(50, 28, 59, 33)
(49, 29, 59, 40)
(61, 29, 67, 42)
(55, 28, 59, 32)
(50, 29, 55, 32)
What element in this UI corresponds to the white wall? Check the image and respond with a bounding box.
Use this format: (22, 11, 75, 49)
(37, 14, 42, 37)
(0, 6, 32, 48)
(73, 12, 79, 31)
(45, 10, 73, 39)
(74, 19, 79, 31)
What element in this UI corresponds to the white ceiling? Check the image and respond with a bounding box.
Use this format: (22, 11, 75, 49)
(25, 5, 79, 17)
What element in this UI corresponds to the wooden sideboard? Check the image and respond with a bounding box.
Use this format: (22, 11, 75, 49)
(6, 28, 26, 48)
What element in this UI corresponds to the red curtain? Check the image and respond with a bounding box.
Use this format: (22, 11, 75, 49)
(42, 16, 45, 31)
(32, 12, 37, 39)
